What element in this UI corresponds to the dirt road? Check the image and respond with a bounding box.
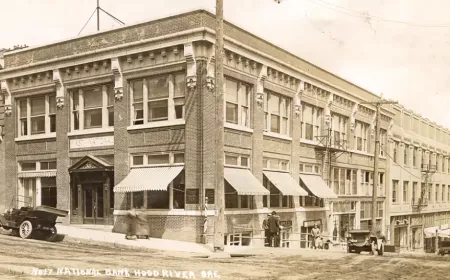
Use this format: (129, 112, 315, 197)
(0, 233, 449, 280)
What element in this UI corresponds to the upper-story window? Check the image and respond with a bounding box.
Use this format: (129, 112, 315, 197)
(331, 113, 347, 147)
(130, 72, 185, 126)
(404, 145, 409, 166)
(301, 103, 322, 141)
(131, 152, 184, 167)
(355, 121, 369, 152)
(393, 141, 399, 163)
(225, 78, 251, 127)
(70, 85, 114, 131)
(263, 157, 289, 171)
(299, 163, 320, 174)
(225, 154, 250, 168)
(264, 91, 291, 136)
(380, 129, 387, 156)
(413, 147, 417, 167)
(17, 94, 56, 137)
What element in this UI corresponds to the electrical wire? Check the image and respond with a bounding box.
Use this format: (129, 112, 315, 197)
(308, 0, 450, 28)
(78, 8, 98, 36)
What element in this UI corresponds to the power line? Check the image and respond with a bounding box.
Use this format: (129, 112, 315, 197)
(309, 0, 450, 28)
(78, 8, 98, 36)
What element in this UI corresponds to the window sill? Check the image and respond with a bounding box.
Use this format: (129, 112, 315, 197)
(15, 133, 56, 142)
(224, 122, 253, 133)
(68, 127, 114, 137)
(263, 132, 292, 141)
(127, 119, 185, 131)
(300, 139, 319, 145)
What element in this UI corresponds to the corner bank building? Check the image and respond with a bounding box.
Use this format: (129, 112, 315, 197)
(0, 10, 394, 244)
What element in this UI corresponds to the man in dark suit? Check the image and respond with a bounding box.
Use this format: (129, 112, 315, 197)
(267, 211, 280, 247)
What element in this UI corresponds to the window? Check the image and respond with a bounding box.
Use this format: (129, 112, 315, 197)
(392, 180, 398, 203)
(131, 152, 184, 166)
(20, 178, 36, 207)
(428, 184, 432, 202)
(21, 162, 36, 171)
(41, 177, 57, 208)
(130, 73, 185, 126)
(442, 184, 445, 202)
(413, 148, 417, 167)
(17, 94, 56, 137)
(355, 121, 369, 152)
(380, 130, 387, 156)
(352, 170, 357, 195)
(436, 184, 439, 202)
(412, 182, 418, 202)
(264, 157, 289, 171)
(127, 172, 184, 209)
(403, 181, 409, 203)
(70, 85, 114, 131)
(225, 78, 251, 127)
(393, 141, 398, 163)
(377, 201, 383, 218)
(40, 161, 57, 170)
(301, 103, 315, 141)
(263, 176, 293, 208)
(264, 91, 290, 135)
(448, 185, 450, 202)
(404, 145, 409, 166)
(331, 113, 348, 147)
(225, 154, 249, 167)
(225, 181, 252, 209)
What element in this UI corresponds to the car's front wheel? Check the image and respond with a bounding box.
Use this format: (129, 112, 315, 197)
(19, 220, 33, 239)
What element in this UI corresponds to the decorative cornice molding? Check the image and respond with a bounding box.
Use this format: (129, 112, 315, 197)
(255, 65, 267, 107)
(53, 69, 65, 109)
(206, 46, 215, 91)
(111, 57, 123, 101)
(1, 80, 12, 117)
(184, 42, 197, 90)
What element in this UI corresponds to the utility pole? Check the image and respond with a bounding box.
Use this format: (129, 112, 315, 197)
(360, 98, 397, 234)
(214, 0, 225, 252)
(97, 0, 100, 31)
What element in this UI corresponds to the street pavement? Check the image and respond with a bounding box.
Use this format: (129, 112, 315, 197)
(0, 232, 450, 279)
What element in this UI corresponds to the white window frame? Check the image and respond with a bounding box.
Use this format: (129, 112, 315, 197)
(301, 103, 316, 141)
(224, 77, 251, 128)
(263, 157, 290, 171)
(331, 113, 348, 148)
(224, 153, 250, 168)
(17, 94, 56, 138)
(70, 85, 114, 132)
(129, 73, 186, 127)
(264, 91, 290, 136)
(354, 121, 369, 152)
(130, 152, 185, 167)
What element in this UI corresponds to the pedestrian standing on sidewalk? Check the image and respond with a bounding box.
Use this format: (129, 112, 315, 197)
(262, 213, 271, 247)
(268, 211, 280, 247)
(311, 224, 321, 249)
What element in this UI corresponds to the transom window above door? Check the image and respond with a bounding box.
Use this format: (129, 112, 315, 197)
(17, 94, 56, 137)
(70, 85, 114, 131)
(130, 72, 185, 126)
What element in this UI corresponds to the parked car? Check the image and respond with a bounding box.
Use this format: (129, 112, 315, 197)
(0, 205, 68, 242)
(347, 229, 386, 255)
(438, 240, 450, 256)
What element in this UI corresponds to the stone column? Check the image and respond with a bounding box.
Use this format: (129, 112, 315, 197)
(53, 70, 70, 223)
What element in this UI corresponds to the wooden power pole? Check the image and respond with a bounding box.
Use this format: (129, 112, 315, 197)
(360, 98, 397, 234)
(214, 0, 225, 251)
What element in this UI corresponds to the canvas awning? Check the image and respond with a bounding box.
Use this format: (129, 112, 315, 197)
(263, 171, 308, 196)
(114, 166, 184, 193)
(424, 226, 439, 238)
(18, 171, 57, 178)
(224, 168, 269, 195)
(299, 174, 338, 199)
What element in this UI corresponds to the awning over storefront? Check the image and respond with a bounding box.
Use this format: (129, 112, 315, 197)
(18, 171, 57, 178)
(299, 174, 338, 199)
(114, 166, 184, 193)
(424, 226, 450, 238)
(224, 168, 269, 195)
(263, 171, 308, 196)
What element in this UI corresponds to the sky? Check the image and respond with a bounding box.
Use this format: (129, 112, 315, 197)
(1, 0, 450, 128)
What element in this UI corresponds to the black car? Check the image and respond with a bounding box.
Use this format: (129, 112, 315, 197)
(438, 240, 450, 255)
(347, 229, 386, 256)
(0, 205, 68, 242)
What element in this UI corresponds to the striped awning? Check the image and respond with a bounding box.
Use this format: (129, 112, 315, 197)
(299, 174, 338, 199)
(114, 166, 184, 193)
(263, 171, 308, 196)
(18, 171, 57, 178)
(224, 168, 269, 195)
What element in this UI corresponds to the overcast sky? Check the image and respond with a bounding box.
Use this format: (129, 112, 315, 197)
(1, 0, 449, 128)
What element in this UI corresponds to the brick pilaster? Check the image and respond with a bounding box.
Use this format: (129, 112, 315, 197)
(3, 98, 15, 209)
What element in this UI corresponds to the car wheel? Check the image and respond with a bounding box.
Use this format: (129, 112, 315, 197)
(378, 244, 384, 256)
(45, 226, 58, 242)
(19, 220, 33, 239)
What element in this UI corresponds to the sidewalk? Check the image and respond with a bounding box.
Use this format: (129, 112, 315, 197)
(56, 224, 213, 255)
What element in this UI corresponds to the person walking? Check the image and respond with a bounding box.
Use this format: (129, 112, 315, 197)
(268, 211, 280, 247)
(311, 224, 321, 249)
(262, 213, 271, 247)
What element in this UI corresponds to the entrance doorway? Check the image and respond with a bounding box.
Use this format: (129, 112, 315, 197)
(83, 184, 104, 224)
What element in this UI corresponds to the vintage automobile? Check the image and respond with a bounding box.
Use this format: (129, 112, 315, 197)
(0, 205, 68, 242)
(437, 240, 450, 256)
(347, 229, 386, 255)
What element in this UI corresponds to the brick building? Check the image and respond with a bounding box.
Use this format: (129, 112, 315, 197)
(0, 48, 6, 212)
(387, 104, 450, 251)
(0, 10, 394, 244)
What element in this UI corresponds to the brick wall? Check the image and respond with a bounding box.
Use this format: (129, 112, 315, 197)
(56, 90, 70, 223)
(4, 98, 16, 209)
